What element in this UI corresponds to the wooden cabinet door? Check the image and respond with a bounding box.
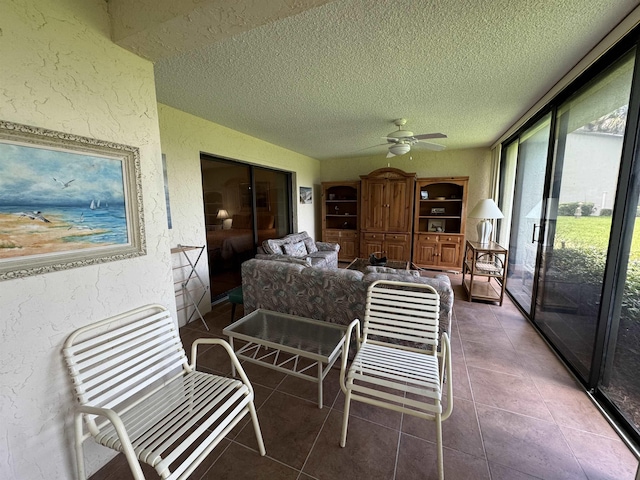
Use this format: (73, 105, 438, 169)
(413, 235, 438, 266)
(362, 179, 386, 230)
(339, 231, 358, 260)
(323, 230, 340, 244)
(385, 233, 410, 261)
(387, 178, 411, 232)
(438, 238, 461, 269)
(361, 232, 383, 257)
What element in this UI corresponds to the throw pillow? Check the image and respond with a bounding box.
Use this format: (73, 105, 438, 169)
(303, 237, 318, 254)
(283, 241, 307, 257)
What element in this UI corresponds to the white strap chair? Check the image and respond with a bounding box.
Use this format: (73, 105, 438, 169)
(339, 280, 453, 480)
(63, 304, 265, 480)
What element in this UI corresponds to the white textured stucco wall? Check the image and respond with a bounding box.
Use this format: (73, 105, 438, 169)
(0, 1, 175, 478)
(157, 103, 321, 258)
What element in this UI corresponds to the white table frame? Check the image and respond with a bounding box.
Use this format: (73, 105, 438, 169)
(223, 309, 347, 409)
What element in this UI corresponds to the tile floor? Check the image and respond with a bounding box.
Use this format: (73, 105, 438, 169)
(90, 276, 639, 480)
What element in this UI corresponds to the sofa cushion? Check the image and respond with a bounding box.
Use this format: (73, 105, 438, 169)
(261, 232, 338, 268)
(304, 237, 318, 254)
(283, 241, 307, 256)
(264, 238, 284, 254)
(264, 231, 309, 254)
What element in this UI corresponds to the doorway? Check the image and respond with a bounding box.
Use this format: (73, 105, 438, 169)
(200, 155, 292, 300)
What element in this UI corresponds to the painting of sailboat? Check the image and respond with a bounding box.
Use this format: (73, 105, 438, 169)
(0, 120, 145, 280)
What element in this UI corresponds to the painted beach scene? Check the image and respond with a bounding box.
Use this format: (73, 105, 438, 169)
(0, 141, 129, 260)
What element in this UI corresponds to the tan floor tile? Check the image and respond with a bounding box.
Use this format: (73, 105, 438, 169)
(476, 404, 586, 479)
(468, 365, 554, 422)
(395, 434, 491, 480)
(401, 397, 485, 458)
(201, 441, 299, 479)
(303, 410, 399, 480)
(234, 391, 330, 470)
(560, 425, 638, 480)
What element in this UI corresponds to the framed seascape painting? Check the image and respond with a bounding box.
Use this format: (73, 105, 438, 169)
(0, 121, 146, 280)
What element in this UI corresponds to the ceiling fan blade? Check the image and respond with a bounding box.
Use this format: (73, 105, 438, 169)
(358, 143, 389, 151)
(413, 133, 447, 140)
(415, 141, 446, 151)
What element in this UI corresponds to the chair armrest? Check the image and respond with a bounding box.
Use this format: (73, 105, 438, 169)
(191, 338, 254, 394)
(316, 241, 340, 252)
(77, 405, 145, 479)
(339, 319, 361, 395)
(439, 332, 453, 421)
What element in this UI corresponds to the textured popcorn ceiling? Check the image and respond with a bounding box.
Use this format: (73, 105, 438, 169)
(112, 0, 640, 160)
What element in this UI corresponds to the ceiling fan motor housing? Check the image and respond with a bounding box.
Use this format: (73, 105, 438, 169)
(389, 143, 411, 155)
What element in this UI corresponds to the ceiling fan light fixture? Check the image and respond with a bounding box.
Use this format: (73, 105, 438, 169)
(389, 143, 411, 156)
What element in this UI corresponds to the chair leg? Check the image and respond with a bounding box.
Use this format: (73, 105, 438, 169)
(74, 413, 86, 480)
(248, 401, 266, 456)
(436, 412, 444, 480)
(340, 390, 352, 447)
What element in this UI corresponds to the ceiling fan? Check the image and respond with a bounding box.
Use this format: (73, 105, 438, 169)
(378, 118, 447, 158)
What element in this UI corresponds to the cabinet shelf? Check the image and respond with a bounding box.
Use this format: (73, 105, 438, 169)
(413, 177, 468, 271)
(464, 261, 504, 276)
(322, 181, 360, 261)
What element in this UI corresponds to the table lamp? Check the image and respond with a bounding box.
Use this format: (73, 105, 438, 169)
(216, 209, 231, 229)
(469, 199, 504, 245)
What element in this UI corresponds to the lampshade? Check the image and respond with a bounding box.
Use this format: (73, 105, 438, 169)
(469, 199, 504, 245)
(389, 143, 410, 156)
(469, 199, 504, 219)
(216, 209, 229, 220)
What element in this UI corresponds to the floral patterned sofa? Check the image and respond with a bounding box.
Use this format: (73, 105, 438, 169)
(256, 231, 339, 268)
(241, 258, 454, 341)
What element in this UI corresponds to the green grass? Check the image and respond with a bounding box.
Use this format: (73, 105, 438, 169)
(555, 216, 640, 260)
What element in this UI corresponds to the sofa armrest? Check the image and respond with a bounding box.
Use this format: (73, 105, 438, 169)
(316, 241, 340, 252)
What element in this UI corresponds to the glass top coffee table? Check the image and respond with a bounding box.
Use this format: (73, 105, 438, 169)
(223, 309, 347, 409)
(346, 257, 410, 273)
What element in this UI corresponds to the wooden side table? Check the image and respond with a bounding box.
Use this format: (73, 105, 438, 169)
(462, 240, 508, 305)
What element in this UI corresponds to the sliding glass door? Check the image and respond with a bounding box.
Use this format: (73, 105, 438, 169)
(533, 51, 634, 381)
(499, 45, 640, 441)
(201, 156, 292, 300)
(503, 115, 552, 315)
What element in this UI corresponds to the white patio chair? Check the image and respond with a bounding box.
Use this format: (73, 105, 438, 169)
(63, 304, 265, 480)
(339, 280, 453, 480)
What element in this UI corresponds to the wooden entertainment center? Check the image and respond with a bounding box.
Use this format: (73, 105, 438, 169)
(322, 168, 469, 271)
